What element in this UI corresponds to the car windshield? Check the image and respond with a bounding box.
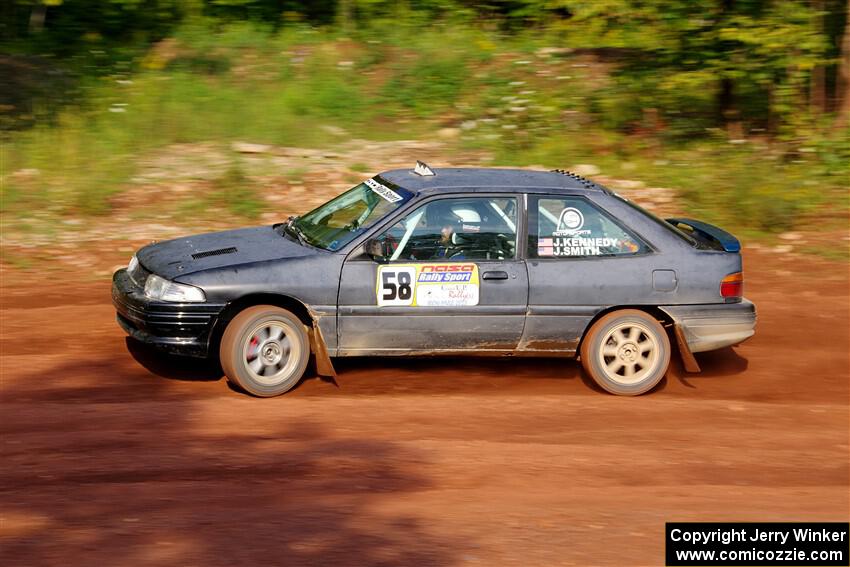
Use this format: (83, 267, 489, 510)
(291, 178, 413, 251)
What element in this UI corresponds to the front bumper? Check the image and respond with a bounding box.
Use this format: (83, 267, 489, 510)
(112, 269, 226, 357)
(660, 299, 756, 353)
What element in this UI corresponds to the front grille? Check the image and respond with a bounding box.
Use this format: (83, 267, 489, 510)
(191, 247, 237, 260)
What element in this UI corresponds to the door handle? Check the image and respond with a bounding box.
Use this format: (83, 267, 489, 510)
(482, 270, 509, 281)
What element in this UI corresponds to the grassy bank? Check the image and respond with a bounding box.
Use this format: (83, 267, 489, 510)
(2, 21, 848, 244)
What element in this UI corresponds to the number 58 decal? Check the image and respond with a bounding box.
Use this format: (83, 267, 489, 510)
(377, 266, 416, 306)
(376, 263, 480, 307)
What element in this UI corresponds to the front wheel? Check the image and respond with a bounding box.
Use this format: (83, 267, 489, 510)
(579, 309, 671, 396)
(220, 305, 310, 397)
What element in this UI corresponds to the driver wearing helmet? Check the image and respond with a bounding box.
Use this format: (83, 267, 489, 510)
(427, 202, 481, 259)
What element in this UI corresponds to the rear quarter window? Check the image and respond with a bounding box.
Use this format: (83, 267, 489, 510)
(610, 193, 706, 248)
(528, 196, 647, 259)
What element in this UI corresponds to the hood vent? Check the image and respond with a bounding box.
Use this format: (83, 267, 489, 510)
(192, 246, 237, 260)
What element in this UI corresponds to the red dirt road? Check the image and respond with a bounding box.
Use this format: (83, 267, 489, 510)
(1, 250, 848, 566)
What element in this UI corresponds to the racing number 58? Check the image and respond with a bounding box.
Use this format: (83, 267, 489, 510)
(377, 267, 416, 306)
(382, 271, 412, 300)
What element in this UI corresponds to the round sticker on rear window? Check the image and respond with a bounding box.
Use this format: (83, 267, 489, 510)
(558, 207, 584, 232)
(554, 207, 590, 237)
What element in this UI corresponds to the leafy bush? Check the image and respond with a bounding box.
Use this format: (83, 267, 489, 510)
(210, 158, 263, 219)
(2, 17, 847, 245)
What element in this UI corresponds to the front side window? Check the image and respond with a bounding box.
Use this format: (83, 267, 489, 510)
(375, 196, 518, 261)
(529, 196, 646, 258)
(291, 177, 413, 251)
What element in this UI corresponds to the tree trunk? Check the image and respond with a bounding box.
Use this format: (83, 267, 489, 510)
(811, 0, 827, 114)
(28, 2, 46, 34)
(336, 0, 353, 34)
(717, 0, 740, 133)
(767, 82, 776, 136)
(718, 77, 742, 135)
(0, 1, 16, 41)
(835, 0, 850, 129)
(811, 66, 826, 113)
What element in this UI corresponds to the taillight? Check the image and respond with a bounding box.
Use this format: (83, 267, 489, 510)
(720, 272, 743, 298)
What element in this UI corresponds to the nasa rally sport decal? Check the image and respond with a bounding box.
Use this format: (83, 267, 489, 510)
(376, 263, 480, 307)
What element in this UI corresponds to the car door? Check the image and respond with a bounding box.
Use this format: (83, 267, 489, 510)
(519, 194, 657, 353)
(337, 194, 529, 355)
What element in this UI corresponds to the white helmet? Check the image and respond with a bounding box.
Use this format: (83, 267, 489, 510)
(450, 205, 481, 223)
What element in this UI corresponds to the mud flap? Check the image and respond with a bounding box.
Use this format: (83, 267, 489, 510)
(307, 320, 337, 378)
(673, 323, 701, 373)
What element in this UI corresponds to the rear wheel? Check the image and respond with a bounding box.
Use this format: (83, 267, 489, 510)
(580, 309, 670, 396)
(220, 305, 309, 397)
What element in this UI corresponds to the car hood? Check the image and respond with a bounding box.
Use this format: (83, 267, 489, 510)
(136, 226, 314, 280)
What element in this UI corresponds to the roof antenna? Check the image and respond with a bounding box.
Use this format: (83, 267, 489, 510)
(413, 160, 435, 176)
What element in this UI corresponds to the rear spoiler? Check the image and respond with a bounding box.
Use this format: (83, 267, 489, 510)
(665, 218, 741, 253)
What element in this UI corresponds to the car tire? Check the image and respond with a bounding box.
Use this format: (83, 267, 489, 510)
(579, 309, 670, 396)
(220, 305, 310, 397)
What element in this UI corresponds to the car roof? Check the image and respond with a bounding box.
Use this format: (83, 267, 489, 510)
(377, 167, 607, 196)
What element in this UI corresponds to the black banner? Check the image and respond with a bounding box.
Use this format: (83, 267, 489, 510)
(666, 522, 849, 566)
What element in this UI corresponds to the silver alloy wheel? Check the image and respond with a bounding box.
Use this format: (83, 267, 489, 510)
(242, 321, 300, 386)
(597, 321, 660, 385)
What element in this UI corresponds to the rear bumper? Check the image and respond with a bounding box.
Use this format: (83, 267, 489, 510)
(660, 299, 756, 353)
(112, 269, 225, 357)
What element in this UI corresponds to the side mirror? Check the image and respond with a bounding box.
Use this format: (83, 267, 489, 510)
(365, 238, 389, 260)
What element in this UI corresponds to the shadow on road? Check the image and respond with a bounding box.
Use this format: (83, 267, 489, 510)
(694, 346, 750, 376)
(671, 346, 750, 390)
(327, 347, 751, 396)
(119, 338, 752, 397)
(126, 338, 223, 382)
(1, 356, 461, 566)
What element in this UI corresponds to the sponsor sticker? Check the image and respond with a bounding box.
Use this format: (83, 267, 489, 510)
(553, 207, 591, 237)
(557, 207, 584, 232)
(539, 236, 623, 257)
(364, 178, 403, 203)
(376, 263, 479, 307)
(538, 206, 620, 256)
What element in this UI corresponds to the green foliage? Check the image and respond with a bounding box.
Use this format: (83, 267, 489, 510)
(1, 0, 189, 55)
(554, 0, 833, 136)
(349, 162, 371, 172)
(384, 55, 468, 116)
(210, 157, 264, 219)
(1, 110, 138, 216)
(1, 5, 848, 244)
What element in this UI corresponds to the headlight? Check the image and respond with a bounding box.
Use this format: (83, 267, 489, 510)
(144, 274, 206, 303)
(127, 254, 139, 272)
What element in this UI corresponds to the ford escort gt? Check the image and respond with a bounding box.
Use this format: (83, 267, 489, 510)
(112, 162, 756, 396)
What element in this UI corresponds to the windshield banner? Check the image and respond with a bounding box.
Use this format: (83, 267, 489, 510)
(376, 263, 479, 307)
(364, 178, 403, 203)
